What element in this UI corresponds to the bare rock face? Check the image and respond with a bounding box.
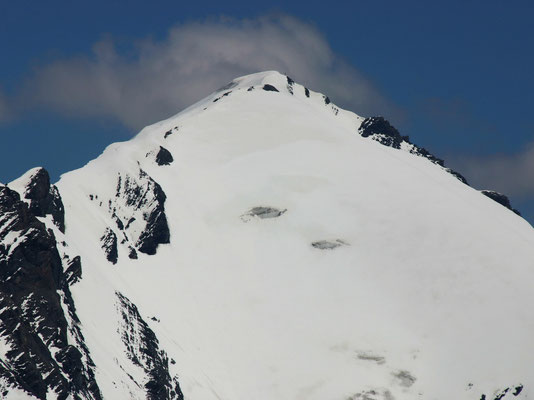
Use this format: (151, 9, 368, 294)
(0, 178, 102, 400)
(115, 169, 170, 256)
(1, 167, 181, 399)
(99, 168, 170, 263)
(100, 228, 118, 264)
(116, 292, 184, 400)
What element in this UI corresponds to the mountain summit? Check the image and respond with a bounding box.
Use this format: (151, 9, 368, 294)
(1, 71, 532, 400)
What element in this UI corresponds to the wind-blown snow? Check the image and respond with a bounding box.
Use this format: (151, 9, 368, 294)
(32, 71, 533, 400)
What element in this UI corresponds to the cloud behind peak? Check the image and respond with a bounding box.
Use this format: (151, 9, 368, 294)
(16, 14, 395, 130)
(453, 142, 534, 199)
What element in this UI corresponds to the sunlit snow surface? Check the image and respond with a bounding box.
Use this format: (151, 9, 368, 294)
(48, 72, 533, 400)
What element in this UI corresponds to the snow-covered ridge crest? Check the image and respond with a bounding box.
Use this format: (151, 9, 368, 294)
(131, 70, 353, 142)
(75, 69, 520, 218)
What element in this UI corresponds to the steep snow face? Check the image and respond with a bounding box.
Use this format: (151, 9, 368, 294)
(4, 71, 534, 400)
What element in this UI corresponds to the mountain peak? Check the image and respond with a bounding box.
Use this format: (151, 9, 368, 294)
(1, 72, 533, 400)
(8, 166, 65, 232)
(132, 70, 334, 142)
(217, 70, 288, 89)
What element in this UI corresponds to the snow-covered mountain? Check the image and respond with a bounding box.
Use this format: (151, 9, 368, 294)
(1, 71, 533, 400)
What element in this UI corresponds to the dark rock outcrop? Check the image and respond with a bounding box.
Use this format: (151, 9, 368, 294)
(100, 228, 118, 264)
(358, 117, 469, 185)
(481, 190, 521, 215)
(146, 146, 174, 166)
(286, 76, 294, 94)
(155, 146, 174, 166)
(0, 182, 101, 400)
(357, 116, 526, 215)
(128, 246, 138, 260)
(64, 255, 82, 285)
(262, 84, 279, 92)
(164, 126, 179, 139)
(359, 117, 409, 150)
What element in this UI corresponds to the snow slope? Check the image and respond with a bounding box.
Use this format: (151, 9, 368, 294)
(3, 71, 534, 400)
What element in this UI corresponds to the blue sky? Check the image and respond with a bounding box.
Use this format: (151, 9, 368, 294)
(1, 0, 533, 223)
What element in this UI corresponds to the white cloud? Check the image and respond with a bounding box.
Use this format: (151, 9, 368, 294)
(453, 142, 534, 198)
(17, 15, 396, 130)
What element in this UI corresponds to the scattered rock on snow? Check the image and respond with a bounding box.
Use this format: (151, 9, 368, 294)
(392, 370, 416, 387)
(164, 126, 178, 139)
(241, 206, 287, 222)
(286, 76, 294, 94)
(213, 91, 232, 102)
(514, 385, 524, 396)
(311, 239, 348, 250)
(479, 384, 524, 400)
(348, 389, 395, 400)
(356, 352, 386, 365)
